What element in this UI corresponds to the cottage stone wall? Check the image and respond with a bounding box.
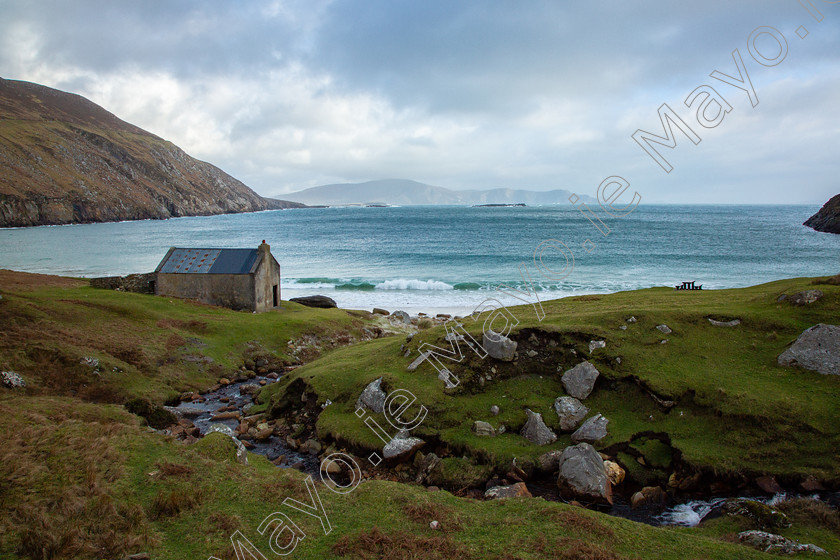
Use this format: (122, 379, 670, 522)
(156, 273, 255, 311)
(253, 254, 281, 312)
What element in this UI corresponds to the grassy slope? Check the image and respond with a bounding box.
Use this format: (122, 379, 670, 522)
(265, 276, 840, 480)
(1, 272, 837, 559)
(0, 270, 375, 404)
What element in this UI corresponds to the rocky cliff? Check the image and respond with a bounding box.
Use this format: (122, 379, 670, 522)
(0, 78, 303, 228)
(804, 193, 840, 234)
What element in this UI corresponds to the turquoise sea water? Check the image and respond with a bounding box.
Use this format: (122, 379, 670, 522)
(0, 205, 837, 313)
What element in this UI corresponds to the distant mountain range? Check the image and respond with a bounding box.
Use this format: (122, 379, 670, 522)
(0, 78, 303, 228)
(279, 179, 595, 206)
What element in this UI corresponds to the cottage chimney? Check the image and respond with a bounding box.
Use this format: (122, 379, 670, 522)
(259, 240, 270, 256)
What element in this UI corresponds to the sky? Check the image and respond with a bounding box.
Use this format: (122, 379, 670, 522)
(1, 0, 839, 204)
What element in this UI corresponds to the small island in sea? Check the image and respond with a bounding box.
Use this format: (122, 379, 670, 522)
(472, 202, 526, 207)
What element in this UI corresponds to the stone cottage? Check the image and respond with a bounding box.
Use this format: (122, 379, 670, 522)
(154, 241, 280, 312)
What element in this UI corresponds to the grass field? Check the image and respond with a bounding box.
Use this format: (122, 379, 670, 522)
(1, 270, 837, 559)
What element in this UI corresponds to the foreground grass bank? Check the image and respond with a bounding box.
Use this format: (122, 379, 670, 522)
(1, 270, 838, 559)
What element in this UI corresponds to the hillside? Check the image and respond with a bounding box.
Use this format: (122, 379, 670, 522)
(805, 193, 840, 234)
(1, 271, 838, 558)
(280, 178, 596, 206)
(0, 78, 304, 228)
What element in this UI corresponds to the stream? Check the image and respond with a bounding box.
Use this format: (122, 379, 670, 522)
(173, 375, 838, 528)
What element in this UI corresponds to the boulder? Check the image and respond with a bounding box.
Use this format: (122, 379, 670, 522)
(560, 361, 600, 400)
(554, 396, 589, 431)
(630, 486, 667, 510)
(556, 443, 612, 504)
(484, 482, 532, 499)
(301, 439, 322, 455)
(472, 420, 496, 437)
(356, 377, 386, 413)
(789, 290, 824, 306)
(738, 530, 826, 555)
(490, 405, 500, 416)
(383, 436, 425, 461)
(656, 324, 672, 334)
(289, 295, 337, 308)
(778, 324, 840, 375)
(755, 475, 784, 494)
(537, 450, 564, 473)
(372, 307, 390, 315)
(723, 499, 790, 529)
(588, 340, 606, 354)
(390, 310, 412, 324)
(604, 461, 625, 486)
(483, 333, 517, 362)
(1, 371, 26, 389)
(571, 414, 609, 444)
(521, 408, 557, 445)
(239, 383, 260, 396)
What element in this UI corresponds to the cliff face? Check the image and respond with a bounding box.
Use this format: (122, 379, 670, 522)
(0, 78, 303, 228)
(804, 193, 840, 234)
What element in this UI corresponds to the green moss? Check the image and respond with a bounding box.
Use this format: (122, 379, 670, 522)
(631, 438, 673, 470)
(426, 457, 493, 489)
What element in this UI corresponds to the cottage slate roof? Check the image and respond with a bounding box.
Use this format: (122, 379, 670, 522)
(156, 248, 259, 274)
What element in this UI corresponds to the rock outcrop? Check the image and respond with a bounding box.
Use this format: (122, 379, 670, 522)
(356, 377, 387, 413)
(483, 333, 517, 361)
(778, 324, 840, 375)
(0, 78, 304, 228)
(570, 413, 609, 444)
(521, 408, 557, 445)
(556, 443, 612, 504)
(554, 396, 589, 431)
(804, 193, 840, 234)
(560, 361, 600, 400)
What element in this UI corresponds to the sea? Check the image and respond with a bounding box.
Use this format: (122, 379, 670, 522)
(0, 205, 837, 315)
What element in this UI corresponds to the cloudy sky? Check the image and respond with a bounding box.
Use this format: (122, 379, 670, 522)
(1, 0, 838, 203)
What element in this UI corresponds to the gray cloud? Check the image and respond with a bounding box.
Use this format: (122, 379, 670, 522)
(1, 0, 838, 202)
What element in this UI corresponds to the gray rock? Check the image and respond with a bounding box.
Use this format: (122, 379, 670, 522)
(483, 333, 517, 362)
(789, 290, 824, 306)
(560, 361, 600, 400)
(588, 340, 606, 354)
(289, 295, 337, 308)
(526, 349, 538, 358)
(472, 420, 496, 437)
(571, 413, 609, 443)
(537, 449, 564, 473)
(627, 316, 637, 323)
(80, 356, 99, 368)
(407, 351, 430, 371)
(708, 318, 741, 327)
(484, 482, 532, 499)
(239, 383, 261, 396)
(554, 396, 589, 431)
(656, 324, 672, 334)
(738, 530, 826, 555)
(490, 405, 500, 416)
(1, 371, 25, 389)
(556, 442, 612, 504)
(778, 324, 840, 375)
(165, 405, 204, 418)
(415, 452, 442, 483)
(383, 435, 425, 460)
(208, 424, 249, 465)
(521, 408, 557, 445)
(356, 377, 387, 413)
(390, 310, 412, 324)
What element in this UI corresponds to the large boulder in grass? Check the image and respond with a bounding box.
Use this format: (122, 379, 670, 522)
(556, 443, 612, 504)
(560, 361, 600, 400)
(356, 377, 386, 413)
(383, 435, 425, 461)
(571, 414, 609, 444)
(554, 396, 589, 432)
(521, 408, 557, 445)
(483, 332, 517, 361)
(778, 324, 840, 375)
